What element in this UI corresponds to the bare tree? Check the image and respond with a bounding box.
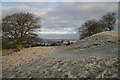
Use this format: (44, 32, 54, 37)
(79, 19, 103, 39)
(78, 12, 116, 39)
(100, 12, 116, 31)
(2, 12, 41, 50)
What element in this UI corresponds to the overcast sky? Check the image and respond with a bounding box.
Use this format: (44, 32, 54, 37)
(0, 2, 118, 39)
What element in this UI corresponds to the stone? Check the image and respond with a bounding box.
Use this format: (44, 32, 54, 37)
(58, 69, 62, 72)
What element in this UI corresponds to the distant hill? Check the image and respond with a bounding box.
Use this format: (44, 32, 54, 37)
(41, 38, 78, 42)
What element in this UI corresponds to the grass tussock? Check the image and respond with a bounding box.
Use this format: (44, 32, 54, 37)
(2, 49, 13, 56)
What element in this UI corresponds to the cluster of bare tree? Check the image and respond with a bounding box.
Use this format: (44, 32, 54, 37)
(2, 12, 41, 51)
(78, 12, 116, 39)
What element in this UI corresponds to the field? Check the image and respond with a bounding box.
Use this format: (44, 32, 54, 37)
(2, 31, 119, 78)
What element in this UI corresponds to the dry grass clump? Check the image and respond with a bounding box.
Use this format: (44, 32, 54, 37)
(2, 49, 13, 56)
(105, 58, 118, 67)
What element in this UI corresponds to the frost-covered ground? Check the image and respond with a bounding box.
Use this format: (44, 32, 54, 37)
(2, 31, 119, 78)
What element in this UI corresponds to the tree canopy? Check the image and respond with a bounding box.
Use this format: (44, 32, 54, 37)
(100, 12, 116, 31)
(80, 19, 103, 39)
(78, 12, 116, 39)
(2, 12, 41, 50)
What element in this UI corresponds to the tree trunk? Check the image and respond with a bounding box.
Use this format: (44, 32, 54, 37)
(16, 42, 23, 51)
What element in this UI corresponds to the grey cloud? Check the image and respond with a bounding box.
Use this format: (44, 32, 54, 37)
(39, 2, 118, 31)
(1, 2, 118, 39)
